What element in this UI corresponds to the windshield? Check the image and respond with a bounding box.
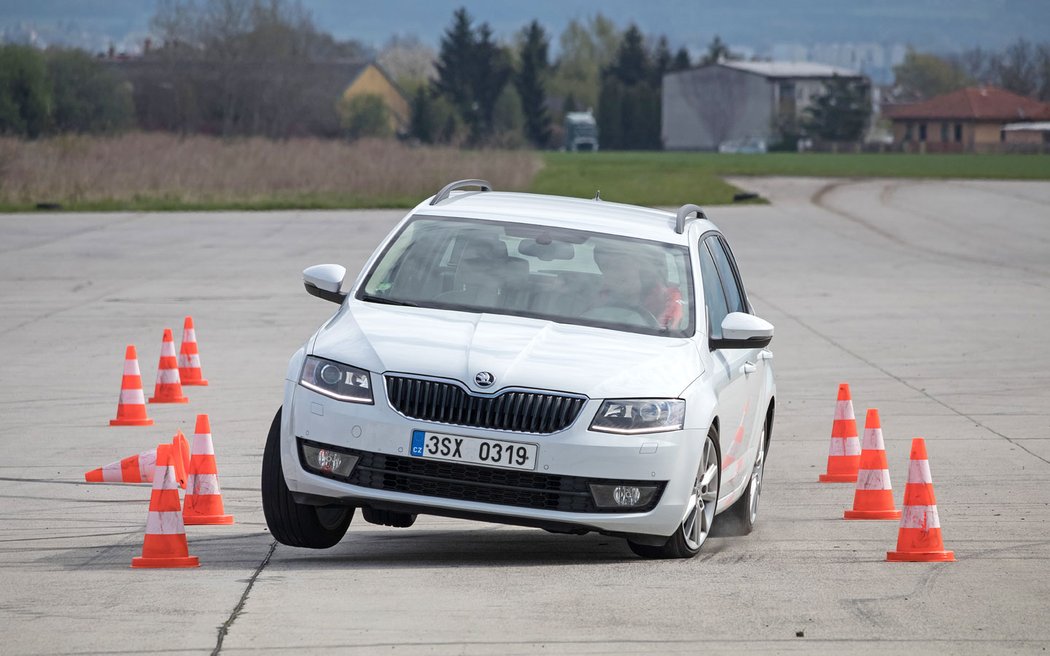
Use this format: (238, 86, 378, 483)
(358, 216, 694, 337)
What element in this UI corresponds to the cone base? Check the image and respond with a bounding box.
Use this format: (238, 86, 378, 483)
(844, 509, 902, 520)
(148, 397, 189, 404)
(109, 418, 154, 426)
(819, 473, 857, 483)
(184, 514, 234, 525)
(131, 555, 199, 568)
(182, 379, 209, 386)
(887, 550, 955, 562)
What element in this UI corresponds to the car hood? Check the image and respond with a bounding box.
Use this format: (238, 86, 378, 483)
(310, 302, 701, 399)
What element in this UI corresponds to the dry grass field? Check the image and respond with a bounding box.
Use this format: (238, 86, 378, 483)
(0, 133, 542, 210)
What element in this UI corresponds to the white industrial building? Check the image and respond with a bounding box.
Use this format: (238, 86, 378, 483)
(662, 60, 866, 150)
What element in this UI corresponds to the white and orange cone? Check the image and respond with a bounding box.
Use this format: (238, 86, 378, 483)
(149, 328, 189, 404)
(844, 409, 901, 520)
(178, 316, 209, 386)
(887, 438, 955, 562)
(818, 383, 860, 482)
(183, 414, 234, 525)
(85, 431, 190, 488)
(131, 444, 199, 568)
(110, 345, 154, 426)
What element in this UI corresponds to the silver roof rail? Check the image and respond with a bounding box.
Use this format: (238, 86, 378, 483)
(430, 179, 492, 205)
(675, 204, 706, 234)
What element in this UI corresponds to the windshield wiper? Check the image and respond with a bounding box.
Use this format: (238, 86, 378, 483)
(359, 294, 419, 307)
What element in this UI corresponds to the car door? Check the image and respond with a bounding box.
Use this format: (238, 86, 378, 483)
(698, 234, 757, 494)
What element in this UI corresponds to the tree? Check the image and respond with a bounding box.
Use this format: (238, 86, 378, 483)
(701, 36, 732, 65)
(0, 45, 51, 137)
(672, 47, 691, 72)
(471, 23, 512, 140)
(608, 25, 649, 86)
(515, 20, 552, 147)
(548, 14, 620, 112)
(46, 49, 134, 133)
(893, 49, 970, 100)
(338, 93, 392, 140)
(409, 86, 434, 143)
(433, 8, 477, 120)
(1038, 43, 1050, 101)
(994, 39, 1038, 98)
(803, 76, 871, 142)
(597, 24, 661, 150)
(377, 34, 436, 94)
(653, 36, 672, 86)
(492, 84, 525, 147)
(149, 0, 370, 137)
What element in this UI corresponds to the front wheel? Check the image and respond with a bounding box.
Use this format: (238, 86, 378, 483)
(628, 429, 720, 559)
(261, 407, 353, 548)
(715, 419, 768, 537)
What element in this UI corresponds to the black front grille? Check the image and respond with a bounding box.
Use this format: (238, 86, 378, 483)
(385, 375, 586, 434)
(342, 448, 664, 514)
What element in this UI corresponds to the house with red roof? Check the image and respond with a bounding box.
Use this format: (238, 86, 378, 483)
(883, 86, 1050, 152)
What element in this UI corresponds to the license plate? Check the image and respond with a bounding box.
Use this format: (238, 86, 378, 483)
(410, 430, 537, 471)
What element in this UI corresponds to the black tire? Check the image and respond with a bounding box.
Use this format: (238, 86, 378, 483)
(628, 427, 721, 559)
(714, 414, 770, 537)
(362, 507, 417, 528)
(261, 407, 353, 549)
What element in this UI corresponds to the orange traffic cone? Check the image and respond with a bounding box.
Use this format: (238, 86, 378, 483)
(183, 414, 234, 525)
(149, 328, 189, 404)
(131, 444, 199, 568)
(110, 345, 154, 426)
(178, 316, 209, 386)
(85, 431, 190, 488)
(887, 438, 955, 562)
(844, 409, 901, 520)
(818, 383, 860, 482)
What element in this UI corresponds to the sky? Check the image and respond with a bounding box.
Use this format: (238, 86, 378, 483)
(2, 0, 1047, 56)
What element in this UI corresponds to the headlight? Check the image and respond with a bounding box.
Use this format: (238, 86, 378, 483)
(299, 356, 373, 404)
(590, 399, 685, 434)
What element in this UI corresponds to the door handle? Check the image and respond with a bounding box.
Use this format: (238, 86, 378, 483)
(742, 362, 756, 375)
(758, 350, 773, 361)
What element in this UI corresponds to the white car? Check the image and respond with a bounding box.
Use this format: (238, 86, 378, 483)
(262, 180, 776, 559)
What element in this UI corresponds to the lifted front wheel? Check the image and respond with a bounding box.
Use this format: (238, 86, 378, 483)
(261, 408, 353, 548)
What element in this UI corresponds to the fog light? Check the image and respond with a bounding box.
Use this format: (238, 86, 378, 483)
(614, 486, 641, 506)
(589, 483, 660, 509)
(301, 442, 358, 478)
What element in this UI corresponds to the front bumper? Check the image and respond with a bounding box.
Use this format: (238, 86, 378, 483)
(281, 380, 705, 537)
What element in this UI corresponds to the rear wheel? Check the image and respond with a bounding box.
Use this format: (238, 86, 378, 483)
(261, 408, 353, 548)
(628, 429, 720, 559)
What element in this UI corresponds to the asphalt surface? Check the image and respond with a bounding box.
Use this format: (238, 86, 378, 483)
(1, 177, 1048, 655)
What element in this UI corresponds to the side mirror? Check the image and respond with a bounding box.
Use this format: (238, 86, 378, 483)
(710, 312, 773, 350)
(303, 264, 347, 304)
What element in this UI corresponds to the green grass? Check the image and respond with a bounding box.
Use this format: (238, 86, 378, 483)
(531, 151, 1050, 207)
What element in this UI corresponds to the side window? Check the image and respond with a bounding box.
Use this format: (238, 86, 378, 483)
(698, 238, 729, 339)
(707, 235, 748, 314)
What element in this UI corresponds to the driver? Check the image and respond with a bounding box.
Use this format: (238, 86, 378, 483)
(592, 242, 683, 330)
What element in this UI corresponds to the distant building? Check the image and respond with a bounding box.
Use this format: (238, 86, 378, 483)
(883, 86, 1050, 153)
(340, 62, 409, 133)
(662, 60, 867, 151)
(1002, 122, 1050, 148)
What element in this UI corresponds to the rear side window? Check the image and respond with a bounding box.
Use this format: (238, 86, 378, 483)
(698, 238, 729, 339)
(707, 236, 749, 314)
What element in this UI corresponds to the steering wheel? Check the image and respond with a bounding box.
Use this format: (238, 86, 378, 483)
(580, 302, 662, 329)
